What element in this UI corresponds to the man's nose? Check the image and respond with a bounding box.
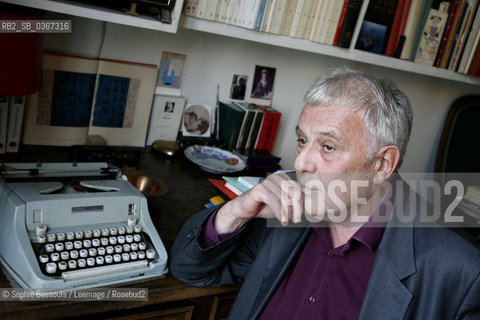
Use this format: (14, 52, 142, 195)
(294, 146, 316, 173)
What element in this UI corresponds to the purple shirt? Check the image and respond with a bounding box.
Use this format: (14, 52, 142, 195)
(200, 213, 385, 320)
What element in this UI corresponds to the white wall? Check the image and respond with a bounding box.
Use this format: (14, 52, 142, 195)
(43, 14, 480, 173)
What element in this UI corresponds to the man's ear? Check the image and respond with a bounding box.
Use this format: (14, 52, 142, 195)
(373, 146, 401, 184)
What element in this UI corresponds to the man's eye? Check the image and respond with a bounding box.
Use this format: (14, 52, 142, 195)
(323, 145, 334, 152)
(296, 138, 306, 145)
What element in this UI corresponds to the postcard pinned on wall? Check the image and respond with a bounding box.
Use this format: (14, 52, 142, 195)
(146, 95, 186, 145)
(229, 73, 248, 101)
(250, 65, 276, 106)
(156, 51, 187, 96)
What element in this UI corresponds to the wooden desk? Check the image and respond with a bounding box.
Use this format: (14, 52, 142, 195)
(0, 147, 241, 320)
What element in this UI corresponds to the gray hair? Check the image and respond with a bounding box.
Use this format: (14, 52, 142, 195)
(303, 68, 413, 168)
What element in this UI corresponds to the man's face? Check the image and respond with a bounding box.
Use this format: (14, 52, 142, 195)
(294, 104, 378, 224)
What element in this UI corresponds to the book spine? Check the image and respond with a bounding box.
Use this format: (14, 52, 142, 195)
(295, 0, 313, 38)
(254, 107, 281, 152)
(0, 97, 8, 154)
(205, 0, 221, 20)
(400, 0, 424, 60)
(325, 0, 346, 45)
(447, 0, 472, 69)
(449, 0, 477, 70)
(280, 0, 299, 35)
(309, 0, 327, 42)
(255, 0, 269, 30)
(333, 0, 350, 46)
(269, 0, 289, 34)
(457, 1, 480, 72)
(434, 0, 460, 66)
(385, 0, 407, 55)
(304, 0, 322, 41)
(337, 0, 364, 48)
(6, 96, 25, 153)
(409, 0, 435, 61)
(440, 0, 468, 68)
(195, 0, 209, 18)
(289, 0, 306, 37)
(246, 110, 263, 149)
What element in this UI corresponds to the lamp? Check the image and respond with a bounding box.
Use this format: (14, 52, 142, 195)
(0, 4, 43, 96)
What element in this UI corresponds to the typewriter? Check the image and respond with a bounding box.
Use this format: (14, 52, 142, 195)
(0, 162, 168, 290)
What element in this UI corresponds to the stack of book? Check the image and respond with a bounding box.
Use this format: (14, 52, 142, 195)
(184, 0, 365, 47)
(356, 0, 480, 76)
(218, 101, 281, 153)
(0, 96, 25, 153)
(233, 148, 282, 171)
(209, 175, 263, 199)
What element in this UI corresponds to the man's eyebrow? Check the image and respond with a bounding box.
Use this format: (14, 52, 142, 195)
(295, 125, 341, 142)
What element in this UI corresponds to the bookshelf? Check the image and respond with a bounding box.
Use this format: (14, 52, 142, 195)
(3, 0, 480, 85)
(0, 0, 184, 33)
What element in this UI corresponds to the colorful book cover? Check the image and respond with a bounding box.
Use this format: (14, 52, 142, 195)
(414, 8, 448, 65)
(355, 21, 388, 54)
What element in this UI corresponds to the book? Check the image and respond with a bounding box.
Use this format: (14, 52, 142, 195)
(6, 95, 25, 153)
(289, 0, 306, 37)
(146, 95, 186, 144)
(205, 0, 220, 20)
(458, 2, 480, 72)
(233, 101, 258, 150)
(434, 0, 461, 66)
(337, 0, 364, 48)
(304, 0, 322, 41)
(218, 101, 246, 150)
(333, 0, 351, 46)
(238, 176, 263, 188)
(385, 0, 408, 56)
(255, 0, 269, 30)
(355, 20, 388, 54)
(325, 0, 346, 45)
(392, 0, 414, 56)
(184, 0, 198, 16)
(195, 0, 208, 18)
(439, 0, 468, 68)
(223, 176, 251, 193)
(414, 8, 449, 65)
(294, 0, 313, 38)
(280, 0, 299, 35)
(309, 0, 328, 42)
(0, 96, 8, 154)
(245, 106, 264, 149)
(208, 178, 238, 199)
(399, 0, 424, 60)
(448, 0, 479, 71)
(233, 148, 281, 165)
(261, 0, 277, 31)
(467, 41, 480, 76)
(409, 0, 435, 61)
(268, 0, 289, 34)
(22, 52, 157, 147)
(254, 104, 281, 152)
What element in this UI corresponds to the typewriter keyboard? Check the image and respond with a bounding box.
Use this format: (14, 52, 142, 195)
(33, 222, 157, 280)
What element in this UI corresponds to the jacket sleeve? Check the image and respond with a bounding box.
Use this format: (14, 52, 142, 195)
(169, 205, 265, 287)
(457, 271, 480, 320)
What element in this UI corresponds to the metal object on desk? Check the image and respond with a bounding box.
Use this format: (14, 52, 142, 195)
(123, 168, 168, 197)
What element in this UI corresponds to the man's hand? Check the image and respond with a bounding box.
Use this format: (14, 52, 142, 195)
(214, 173, 303, 234)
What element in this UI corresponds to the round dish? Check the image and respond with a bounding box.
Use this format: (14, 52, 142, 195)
(184, 145, 246, 174)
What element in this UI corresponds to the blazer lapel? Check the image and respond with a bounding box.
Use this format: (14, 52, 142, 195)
(359, 179, 418, 320)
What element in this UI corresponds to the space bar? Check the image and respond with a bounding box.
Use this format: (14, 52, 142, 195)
(62, 260, 148, 281)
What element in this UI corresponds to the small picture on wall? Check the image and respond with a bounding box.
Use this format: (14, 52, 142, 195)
(229, 74, 248, 101)
(156, 51, 187, 96)
(181, 104, 212, 138)
(250, 65, 276, 106)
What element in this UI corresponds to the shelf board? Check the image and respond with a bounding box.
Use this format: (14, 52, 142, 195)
(1, 0, 181, 33)
(179, 15, 480, 86)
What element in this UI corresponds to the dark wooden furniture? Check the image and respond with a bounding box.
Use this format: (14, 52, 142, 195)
(0, 146, 243, 319)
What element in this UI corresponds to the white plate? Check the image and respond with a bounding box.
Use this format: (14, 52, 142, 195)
(184, 145, 246, 174)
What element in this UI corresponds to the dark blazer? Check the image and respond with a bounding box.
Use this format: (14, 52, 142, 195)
(170, 180, 480, 319)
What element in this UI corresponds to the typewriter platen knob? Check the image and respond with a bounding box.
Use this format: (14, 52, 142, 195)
(36, 224, 48, 237)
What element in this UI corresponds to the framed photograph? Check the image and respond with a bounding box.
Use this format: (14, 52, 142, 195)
(156, 51, 187, 96)
(250, 65, 276, 106)
(229, 73, 248, 101)
(146, 95, 186, 144)
(181, 103, 212, 138)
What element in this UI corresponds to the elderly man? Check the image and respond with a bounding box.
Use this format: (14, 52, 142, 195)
(170, 68, 480, 319)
